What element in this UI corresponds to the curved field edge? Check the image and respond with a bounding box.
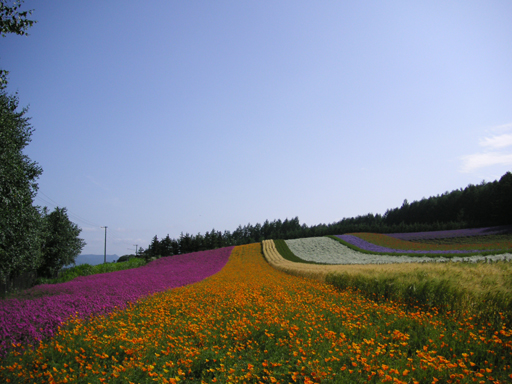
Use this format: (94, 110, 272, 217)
(273, 239, 326, 264)
(329, 235, 512, 257)
(2, 243, 511, 383)
(347, 232, 512, 252)
(387, 225, 512, 241)
(0, 247, 234, 356)
(262, 240, 512, 327)
(285, 236, 512, 264)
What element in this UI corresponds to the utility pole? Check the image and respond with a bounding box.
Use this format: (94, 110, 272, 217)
(101, 226, 108, 264)
(134, 244, 138, 256)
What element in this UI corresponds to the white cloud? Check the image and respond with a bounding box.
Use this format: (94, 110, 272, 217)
(479, 133, 512, 149)
(490, 123, 512, 134)
(460, 152, 512, 173)
(460, 123, 512, 173)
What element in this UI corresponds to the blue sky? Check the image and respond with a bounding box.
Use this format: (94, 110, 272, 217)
(2, 0, 512, 256)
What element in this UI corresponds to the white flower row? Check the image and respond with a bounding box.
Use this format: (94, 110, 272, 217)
(284, 237, 512, 264)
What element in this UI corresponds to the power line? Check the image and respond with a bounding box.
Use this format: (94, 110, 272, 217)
(35, 196, 100, 228)
(33, 191, 112, 257)
(35, 192, 98, 225)
(33, 191, 102, 228)
(37, 191, 60, 207)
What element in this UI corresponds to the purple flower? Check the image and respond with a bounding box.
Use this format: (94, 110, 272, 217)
(0, 247, 234, 356)
(336, 235, 477, 254)
(385, 225, 512, 241)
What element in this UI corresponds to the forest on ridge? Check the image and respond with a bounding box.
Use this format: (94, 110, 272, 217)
(142, 171, 512, 258)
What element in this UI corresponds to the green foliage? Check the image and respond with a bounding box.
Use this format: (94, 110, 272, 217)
(0, 93, 87, 289)
(0, 2, 87, 291)
(0, 0, 36, 88)
(0, 0, 35, 36)
(0, 0, 44, 288)
(383, 172, 512, 228)
(116, 255, 133, 263)
(91, 258, 146, 275)
(327, 272, 460, 310)
(326, 261, 512, 328)
(145, 176, 512, 256)
(37, 207, 86, 279)
(37, 257, 146, 285)
(145, 217, 306, 256)
(0, 89, 43, 284)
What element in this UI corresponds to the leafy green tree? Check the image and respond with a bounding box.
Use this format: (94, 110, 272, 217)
(38, 207, 86, 278)
(0, 89, 43, 284)
(1, 0, 36, 88)
(0, 0, 39, 286)
(0, 0, 35, 36)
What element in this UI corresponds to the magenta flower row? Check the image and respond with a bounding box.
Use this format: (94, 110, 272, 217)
(0, 247, 234, 356)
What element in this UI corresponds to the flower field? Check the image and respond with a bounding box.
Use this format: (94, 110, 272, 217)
(2, 243, 512, 383)
(386, 226, 512, 241)
(339, 230, 512, 254)
(263, 239, 512, 328)
(0, 247, 233, 357)
(285, 237, 512, 263)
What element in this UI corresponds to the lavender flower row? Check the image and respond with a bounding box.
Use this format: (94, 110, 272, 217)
(385, 225, 512, 241)
(337, 235, 478, 254)
(0, 247, 234, 355)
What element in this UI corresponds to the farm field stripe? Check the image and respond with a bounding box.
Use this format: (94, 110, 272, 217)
(1, 243, 511, 383)
(338, 234, 479, 253)
(346, 232, 512, 252)
(286, 236, 512, 263)
(333, 235, 512, 257)
(387, 225, 512, 241)
(264, 239, 512, 325)
(263, 239, 512, 282)
(0, 247, 234, 356)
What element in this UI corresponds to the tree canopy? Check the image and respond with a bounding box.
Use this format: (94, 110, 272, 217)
(0, 89, 43, 283)
(1, 0, 36, 88)
(0, 0, 35, 37)
(144, 172, 512, 257)
(38, 207, 86, 278)
(1, 1, 86, 290)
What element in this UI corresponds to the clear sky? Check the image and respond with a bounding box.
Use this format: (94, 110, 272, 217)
(2, 1, 512, 256)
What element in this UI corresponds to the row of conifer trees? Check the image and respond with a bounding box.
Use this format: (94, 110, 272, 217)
(142, 172, 512, 257)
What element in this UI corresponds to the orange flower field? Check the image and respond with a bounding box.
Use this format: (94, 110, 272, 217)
(1, 243, 511, 383)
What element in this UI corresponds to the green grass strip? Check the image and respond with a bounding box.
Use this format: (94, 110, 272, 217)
(38, 257, 147, 285)
(273, 239, 325, 264)
(325, 267, 512, 328)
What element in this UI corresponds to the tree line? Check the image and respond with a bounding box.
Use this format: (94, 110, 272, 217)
(1, 1, 85, 291)
(142, 171, 512, 258)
